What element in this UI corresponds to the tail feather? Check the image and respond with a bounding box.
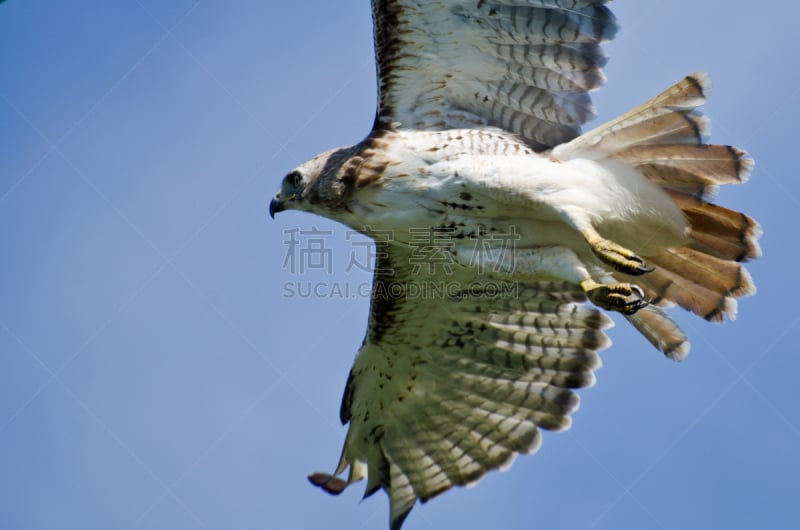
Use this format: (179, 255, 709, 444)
(553, 73, 711, 159)
(565, 73, 760, 359)
(619, 265, 738, 323)
(649, 247, 755, 298)
(613, 144, 753, 199)
(630, 246, 755, 322)
(624, 305, 689, 361)
(669, 192, 763, 262)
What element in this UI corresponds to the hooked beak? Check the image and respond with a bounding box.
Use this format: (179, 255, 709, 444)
(269, 197, 283, 219)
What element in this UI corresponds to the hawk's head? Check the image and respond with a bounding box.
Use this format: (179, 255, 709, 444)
(269, 145, 361, 219)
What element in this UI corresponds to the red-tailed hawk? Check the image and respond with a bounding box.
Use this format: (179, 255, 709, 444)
(269, 1, 760, 528)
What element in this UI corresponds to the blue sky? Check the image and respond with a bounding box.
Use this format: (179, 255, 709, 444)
(1, 1, 798, 529)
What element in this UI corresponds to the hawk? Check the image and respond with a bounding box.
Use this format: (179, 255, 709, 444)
(269, 1, 760, 528)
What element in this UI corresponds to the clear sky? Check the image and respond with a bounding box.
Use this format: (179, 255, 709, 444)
(1, 1, 798, 529)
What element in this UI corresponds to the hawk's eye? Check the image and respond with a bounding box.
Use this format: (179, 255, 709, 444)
(288, 171, 303, 189)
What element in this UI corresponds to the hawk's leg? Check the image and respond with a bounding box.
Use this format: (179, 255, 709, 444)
(579, 226, 653, 276)
(453, 244, 649, 315)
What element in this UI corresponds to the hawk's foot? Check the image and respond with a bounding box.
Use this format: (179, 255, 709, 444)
(581, 280, 649, 315)
(581, 228, 653, 276)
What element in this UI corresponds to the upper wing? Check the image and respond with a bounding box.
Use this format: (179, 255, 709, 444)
(370, 0, 618, 150)
(309, 243, 612, 529)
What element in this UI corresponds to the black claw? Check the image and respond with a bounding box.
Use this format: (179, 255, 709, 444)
(621, 301, 646, 315)
(628, 256, 655, 276)
(630, 299, 650, 314)
(622, 285, 649, 314)
(631, 284, 645, 299)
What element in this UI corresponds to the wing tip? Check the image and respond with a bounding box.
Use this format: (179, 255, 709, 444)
(308, 472, 349, 495)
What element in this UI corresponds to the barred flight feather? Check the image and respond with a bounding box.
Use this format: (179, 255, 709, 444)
(309, 246, 613, 529)
(372, 0, 617, 149)
(487, 42, 609, 76)
(453, 4, 616, 45)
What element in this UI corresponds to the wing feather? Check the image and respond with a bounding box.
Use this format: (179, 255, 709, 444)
(371, 0, 617, 150)
(311, 243, 612, 528)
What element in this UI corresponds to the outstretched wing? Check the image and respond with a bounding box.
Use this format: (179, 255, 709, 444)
(309, 243, 613, 529)
(371, 0, 618, 150)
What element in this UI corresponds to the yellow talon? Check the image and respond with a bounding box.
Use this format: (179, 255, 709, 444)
(581, 228, 654, 276)
(581, 279, 649, 315)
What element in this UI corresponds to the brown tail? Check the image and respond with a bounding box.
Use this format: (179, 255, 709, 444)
(557, 73, 761, 360)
